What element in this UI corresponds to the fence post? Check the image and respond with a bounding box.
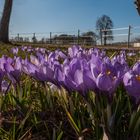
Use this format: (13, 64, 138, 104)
(32, 33, 37, 43)
(34, 33, 36, 38)
(17, 33, 19, 42)
(128, 25, 131, 47)
(78, 29, 80, 45)
(50, 32, 52, 44)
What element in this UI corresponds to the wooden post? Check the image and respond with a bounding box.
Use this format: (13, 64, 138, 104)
(32, 33, 36, 43)
(33, 33, 35, 38)
(100, 29, 103, 45)
(50, 32, 52, 44)
(17, 33, 19, 42)
(128, 25, 131, 47)
(78, 29, 80, 45)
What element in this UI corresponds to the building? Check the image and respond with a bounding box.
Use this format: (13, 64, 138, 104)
(53, 34, 76, 45)
(52, 34, 96, 45)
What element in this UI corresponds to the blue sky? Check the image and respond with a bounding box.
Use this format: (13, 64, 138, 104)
(0, 0, 140, 35)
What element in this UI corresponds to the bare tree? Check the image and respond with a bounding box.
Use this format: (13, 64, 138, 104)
(96, 15, 113, 45)
(133, 36, 140, 42)
(0, 0, 13, 43)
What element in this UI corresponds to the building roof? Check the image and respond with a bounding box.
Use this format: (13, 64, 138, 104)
(135, 0, 140, 15)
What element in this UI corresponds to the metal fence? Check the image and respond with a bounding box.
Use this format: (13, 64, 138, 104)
(9, 25, 140, 47)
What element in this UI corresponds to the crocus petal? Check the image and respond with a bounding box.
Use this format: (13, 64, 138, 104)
(123, 71, 140, 103)
(96, 73, 117, 93)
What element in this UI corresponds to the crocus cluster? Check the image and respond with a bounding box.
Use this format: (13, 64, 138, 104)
(0, 45, 139, 104)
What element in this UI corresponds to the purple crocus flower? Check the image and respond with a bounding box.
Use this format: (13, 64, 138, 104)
(4, 57, 22, 84)
(1, 80, 9, 94)
(30, 55, 41, 66)
(0, 70, 5, 91)
(123, 62, 140, 104)
(0, 56, 6, 83)
(23, 56, 60, 86)
(111, 54, 129, 80)
(89, 53, 103, 81)
(57, 50, 67, 59)
(21, 46, 28, 51)
(89, 54, 119, 100)
(22, 58, 39, 78)
(83, 68, 97, 91)
(127, 52, 136, 57)
(22, 58, 47, 82)
(64, 68, 86, 94)
(96, 62, 119, 95)
(37, 48, 46, 54)
(41, 62, 58, 84)
(54, 64, 65, 87)
(11, 47, 19, 55)
(68, 45, 82, 58)
(133, 61, 140, 74)
(27, 46, 33, 53)
(61, 58, 96, 96)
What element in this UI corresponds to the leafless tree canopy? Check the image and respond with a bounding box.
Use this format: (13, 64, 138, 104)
(96, 15, 114, 45)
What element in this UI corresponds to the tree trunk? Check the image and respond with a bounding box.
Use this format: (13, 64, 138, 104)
(0, 0, 13, 43)
(104, 31, 107, 45)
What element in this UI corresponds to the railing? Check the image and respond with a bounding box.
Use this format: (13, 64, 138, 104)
(9, 25, 140, 47)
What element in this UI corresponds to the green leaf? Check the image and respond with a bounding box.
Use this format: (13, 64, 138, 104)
(12, 117, 16, 140)
(66, 110, 80, 136)
(57, 131, 63, 140)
